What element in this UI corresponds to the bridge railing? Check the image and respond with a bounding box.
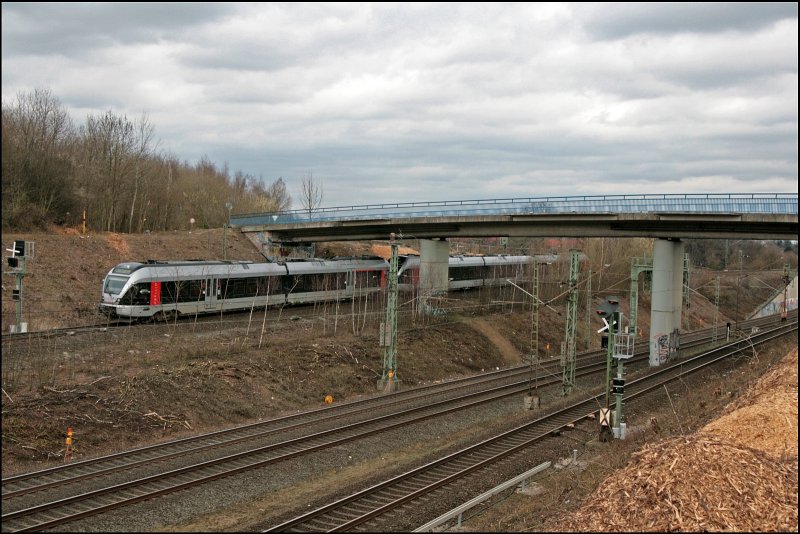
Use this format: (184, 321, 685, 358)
(230, 192, 798, 226)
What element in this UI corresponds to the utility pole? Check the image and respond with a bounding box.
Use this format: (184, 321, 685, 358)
(562, 249, 579, 396)
(379, 233, 399, 392)
(524, 259, 541, 410)
(584, 268, 591, 350)
(735, 249, 743, 331)
(223, 202, 233, 260)
(713, 276, 720, 342)
(530, 259, 539, 393)
(683, 253, 691, 331)
(781, 263, 790, 321)
(628, 257, 653, 339)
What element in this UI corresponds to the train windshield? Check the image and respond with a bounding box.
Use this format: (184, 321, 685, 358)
(103, 275, 128, 295)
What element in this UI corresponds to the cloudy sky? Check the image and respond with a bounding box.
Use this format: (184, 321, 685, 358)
(2, 2, 797, 209)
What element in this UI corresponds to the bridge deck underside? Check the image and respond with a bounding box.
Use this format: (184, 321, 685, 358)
(241, 213, 798, 242)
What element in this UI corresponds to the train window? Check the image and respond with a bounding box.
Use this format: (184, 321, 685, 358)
(257, 275, 283, 296)
(104, 275, 128, 295)
(120, 282, 149, 305)
(282, 272, 344, 295)
(112, 265, 135, 275)
(177, 279, 204, 302)
(217, 276, 271, 300)
(160, 281, 179, 304)
(354, 270, 381, 288)
(450, 266, 483, 281)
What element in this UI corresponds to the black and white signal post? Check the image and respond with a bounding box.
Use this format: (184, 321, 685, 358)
(596, 295, 633, 439)
(5, 240, 33, 333)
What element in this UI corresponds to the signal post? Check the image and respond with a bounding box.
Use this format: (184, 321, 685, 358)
(5, 240, 32, 333)
(595, 295, 634, 439)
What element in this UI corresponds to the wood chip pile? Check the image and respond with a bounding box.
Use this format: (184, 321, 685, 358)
(704, 348, 798, 459)
(557, 349, 799, 532)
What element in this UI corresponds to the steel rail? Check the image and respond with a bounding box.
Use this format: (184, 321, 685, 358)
(0, 349, 649, 532)
(0, 314, 790, 532)
(265, 321, 796, 532)
(2, 312, 784, 502)
(4, 310, 771, 500)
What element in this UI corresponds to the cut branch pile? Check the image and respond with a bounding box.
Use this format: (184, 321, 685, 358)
(704, 348, 797, 459)
(557, 348, 798, 532)
(558, 435, 797, 532)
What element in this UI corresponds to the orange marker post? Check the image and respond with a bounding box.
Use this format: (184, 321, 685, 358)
(64, 427, 74, 463)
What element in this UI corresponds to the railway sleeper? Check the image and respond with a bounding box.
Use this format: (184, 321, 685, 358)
(341, 502, 380, 515)
(303, 517, 342, 531)
(357, 494, 397, 507)
(323, 509, 361, 522)
(377, 488, 411, 500)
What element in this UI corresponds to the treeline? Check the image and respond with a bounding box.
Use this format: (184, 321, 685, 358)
(684, 239, 797, 271)
(2, 88, 291, 232)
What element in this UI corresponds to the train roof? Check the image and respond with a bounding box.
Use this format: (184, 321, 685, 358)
(109, 260, 255, 275)
(107, 257, 388, 279)
(283, 257, 387, 275)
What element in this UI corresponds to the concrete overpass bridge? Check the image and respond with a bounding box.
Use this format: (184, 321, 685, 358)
(232, 192, 798, 243)
(231, 192, 798, 368)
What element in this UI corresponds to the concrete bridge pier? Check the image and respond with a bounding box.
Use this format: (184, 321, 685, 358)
(649, 238, 684, 366)
(418, 238, 450, 314)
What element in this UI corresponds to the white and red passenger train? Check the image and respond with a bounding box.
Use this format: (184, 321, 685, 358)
(99, 255, 536, 321)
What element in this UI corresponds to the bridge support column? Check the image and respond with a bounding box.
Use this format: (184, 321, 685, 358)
(672, 240, 685, 332)
(649, 238, 683, 366)
(418, 238, 449, 314)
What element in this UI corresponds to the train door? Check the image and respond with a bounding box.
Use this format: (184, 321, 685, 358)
(204, 277, 216, 310)
(345, 270, 355, 298)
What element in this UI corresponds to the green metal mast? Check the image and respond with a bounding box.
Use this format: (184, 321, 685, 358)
(530, 259, 539, 394)
(628, 257, 653, 339)
(584, 268, 591, 350)
(562, 249, 579, 396)
(683, 253, 691, 330)
(781, 263, 790, 321)
(712, 276, 720, 342)
(380, 233, 399, 390)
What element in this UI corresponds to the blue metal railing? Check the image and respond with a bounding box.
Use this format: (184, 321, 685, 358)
(230, 192, 798, 226)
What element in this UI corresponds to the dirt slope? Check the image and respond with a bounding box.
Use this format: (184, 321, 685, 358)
(1, 227, 792, 489)
(1, 227, 265, 330)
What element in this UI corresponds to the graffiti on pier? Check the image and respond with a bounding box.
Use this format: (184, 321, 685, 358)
(656, 333, 670, 364)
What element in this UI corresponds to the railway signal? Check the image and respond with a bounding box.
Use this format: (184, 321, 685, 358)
(4, 240, 33, 333)
(596, 295, 632, 440)
(597, 296, 620, 408)
(612, 377, 625, 395)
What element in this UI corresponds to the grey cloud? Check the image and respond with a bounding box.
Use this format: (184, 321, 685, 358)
(2, 3, 796, 208)
(1, 2, 232, 57)
(581, 2, 798, 41)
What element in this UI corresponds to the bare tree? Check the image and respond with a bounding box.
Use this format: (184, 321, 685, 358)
(299, 171, 323, 218)
(266, 177, 292, 211)
(126, 114, 156, 233)
(1, 88, 77, 228)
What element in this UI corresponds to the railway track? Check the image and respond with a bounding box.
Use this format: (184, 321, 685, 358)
(266, 319, 797, 532)
(0, 313, 792, 532)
